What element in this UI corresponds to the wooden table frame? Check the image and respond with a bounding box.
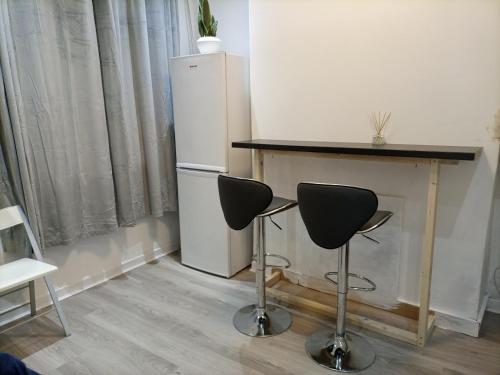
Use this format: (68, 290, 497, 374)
(251, 148, 453, 347)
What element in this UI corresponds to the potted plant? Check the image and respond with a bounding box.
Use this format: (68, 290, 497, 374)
(197, 0, 221, 54)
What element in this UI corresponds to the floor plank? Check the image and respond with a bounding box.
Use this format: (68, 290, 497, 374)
(0, 253, 499, 375)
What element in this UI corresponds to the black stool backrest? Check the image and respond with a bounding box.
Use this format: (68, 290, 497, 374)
(218, 175, 273, 230)
(297, 183, 378, 249)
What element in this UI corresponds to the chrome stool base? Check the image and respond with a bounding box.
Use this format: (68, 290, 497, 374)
(305, 330, 376, 373)
(233, 304, 292, 337)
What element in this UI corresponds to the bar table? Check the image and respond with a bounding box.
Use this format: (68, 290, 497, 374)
(233, 139, 482, 347)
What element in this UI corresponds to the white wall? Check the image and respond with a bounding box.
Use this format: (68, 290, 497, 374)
(250, 0, 500, 331)
(0, 215, 179, 323)
(179, 0, 250, 57)
(210, 0, 249, 57)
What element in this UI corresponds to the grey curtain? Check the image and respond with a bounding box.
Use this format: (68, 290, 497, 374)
(183, 0, 198, 54)
(0, 0, 179, 248)
(0, 36, 31, 261)
(0, 0, 118, 248)
(0, 145, 14, 208)
(0, 66, 22, 209)
(94, 0, 179, 225)
(0, 124, 29, 262)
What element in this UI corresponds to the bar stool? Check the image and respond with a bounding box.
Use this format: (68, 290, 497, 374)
(218, 175, 297, 337)
(297, 183, 392, 372)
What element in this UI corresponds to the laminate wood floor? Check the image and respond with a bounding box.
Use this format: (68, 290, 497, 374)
(1, 253, 499, 375)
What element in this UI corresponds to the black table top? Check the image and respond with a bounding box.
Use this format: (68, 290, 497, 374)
(232, 139, 481, 161)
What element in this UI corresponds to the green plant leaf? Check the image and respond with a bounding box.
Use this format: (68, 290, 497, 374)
(198, 0, 217, 37)
(203, 0, 212, 31)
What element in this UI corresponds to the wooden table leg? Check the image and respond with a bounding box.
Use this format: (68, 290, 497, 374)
(253, 149, 264, 181)
(417, 159, 440, 347)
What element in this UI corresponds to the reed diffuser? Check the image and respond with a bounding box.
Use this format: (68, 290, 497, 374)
(371, 112, 391, 145)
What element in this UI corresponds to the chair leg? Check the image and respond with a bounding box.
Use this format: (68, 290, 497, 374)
(43, 275, 71, 337)
(29, 281, 36, 316)
(305, 242, 376, 372)
(16, 208, 70, 336)
(233, 216, 292, 337)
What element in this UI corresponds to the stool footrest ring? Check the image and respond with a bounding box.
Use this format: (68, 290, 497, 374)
(325, 271, 376, 292)
(252, 253, 291, 269)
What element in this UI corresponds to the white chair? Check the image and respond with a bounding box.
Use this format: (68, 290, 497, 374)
(0, 205, 70, 336)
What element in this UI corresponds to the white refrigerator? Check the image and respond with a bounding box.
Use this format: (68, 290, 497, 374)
(171, 53, 253, 277)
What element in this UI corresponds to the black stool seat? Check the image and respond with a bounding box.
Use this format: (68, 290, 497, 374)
(358, 210, 393, 234)
(297, 182, 391, 372)
(218, 175, 295, 337)
(258, 197, 297, 217)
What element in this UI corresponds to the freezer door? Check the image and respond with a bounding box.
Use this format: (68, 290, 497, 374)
(177, 168, 230, 276)
(171, 53, 228, 172)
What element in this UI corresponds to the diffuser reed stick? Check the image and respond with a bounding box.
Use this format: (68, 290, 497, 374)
(371, 112, 391, 145)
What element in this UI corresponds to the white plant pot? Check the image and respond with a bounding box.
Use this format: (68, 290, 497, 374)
(197, 37, 222, 54)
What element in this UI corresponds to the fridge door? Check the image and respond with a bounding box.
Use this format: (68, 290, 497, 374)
(177, 168, 231, 276)
(171, 53, 228, 172)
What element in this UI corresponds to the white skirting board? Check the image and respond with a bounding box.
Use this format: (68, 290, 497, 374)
(434, 294, 489, 337)
(0, 247, 173, 327)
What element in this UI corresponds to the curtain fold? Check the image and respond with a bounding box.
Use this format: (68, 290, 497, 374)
(183, 0, 198, 55)
(94, 0, 179, 225)
(0, 62, 23, 209)
(0, 57, 30, 262)
(0, 140, 28, 263)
